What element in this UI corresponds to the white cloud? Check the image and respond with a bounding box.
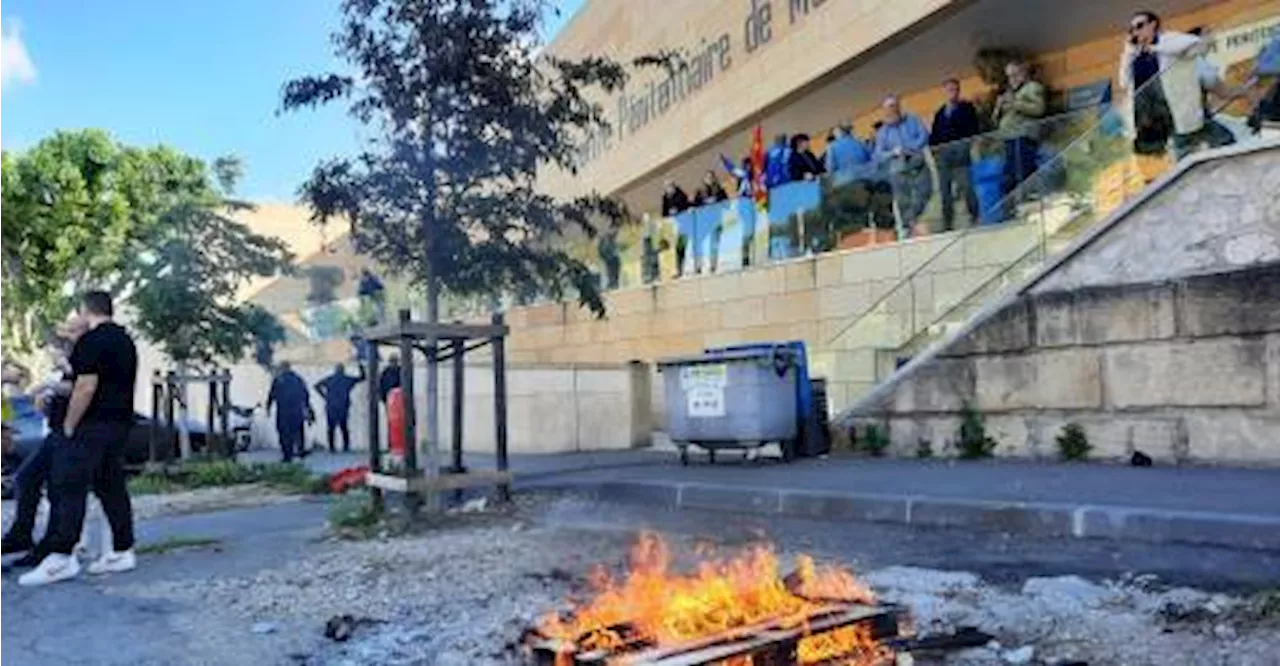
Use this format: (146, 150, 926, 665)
(1, 18, 37, 89)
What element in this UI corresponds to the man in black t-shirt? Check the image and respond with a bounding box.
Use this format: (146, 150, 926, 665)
(20, 291, 139, 587)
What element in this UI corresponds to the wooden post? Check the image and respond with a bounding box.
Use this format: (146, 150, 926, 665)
(492, 312, 510, 502)
(366, 342, 383, 511)
(219, 371, 232, 459)
(396, 309, 420, 512)
(450, 338, 465, 474)
(449, 337, 466, 505)
(206, 376, 217, 457)
(150, 371, 162, 464)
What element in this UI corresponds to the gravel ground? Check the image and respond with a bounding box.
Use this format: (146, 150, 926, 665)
(104, 494, 1280, 666)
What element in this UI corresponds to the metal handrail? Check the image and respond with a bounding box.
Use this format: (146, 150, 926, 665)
(821, 46, 1207, 348)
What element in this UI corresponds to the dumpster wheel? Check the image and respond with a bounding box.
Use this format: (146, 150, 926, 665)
(780, 439, 797, 463)
(678, 444, 689, 466)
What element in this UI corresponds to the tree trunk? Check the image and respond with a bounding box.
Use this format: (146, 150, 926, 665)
(176, 360, 193, 460)
(424, 275, 442, 511)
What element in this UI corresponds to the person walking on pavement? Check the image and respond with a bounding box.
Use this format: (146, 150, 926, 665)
(929, 78, 982, 231)
(267, 362, 315, 463)
(314, 363, 365, 453)
(20, 291, 139, 586)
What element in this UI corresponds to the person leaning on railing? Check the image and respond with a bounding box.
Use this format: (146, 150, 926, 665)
(1118, 10, 1210, 161)
(873, 95, 933, 235)
(928, 78, 983, 231)
(992, 60, 1047, 209)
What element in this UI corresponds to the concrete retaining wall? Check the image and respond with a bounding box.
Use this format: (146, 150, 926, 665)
(842, 143, 1280, 465)
(137, 353, 653, 456)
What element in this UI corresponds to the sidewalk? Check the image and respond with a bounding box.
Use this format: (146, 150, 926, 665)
(242, 447, 1280, 551)
(522, 453, 1280, 552)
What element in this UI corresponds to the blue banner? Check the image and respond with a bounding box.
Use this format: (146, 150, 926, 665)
(764, 180, 822, 259)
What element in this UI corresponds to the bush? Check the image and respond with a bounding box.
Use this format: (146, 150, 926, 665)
(916, 438, 934, 459)
(955, 404, 997, 459)
(1056, 423, 1091, 462)
(852, 424, 890, 457)
(128, 460, 320, 495)
(327, 490, 382, 538)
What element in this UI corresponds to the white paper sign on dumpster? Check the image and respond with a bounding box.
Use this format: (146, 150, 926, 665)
(680, 363, 728, 390)
(686, 386, 726, 418)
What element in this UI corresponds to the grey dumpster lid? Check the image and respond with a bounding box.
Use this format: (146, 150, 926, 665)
(656, 347, 793, 367)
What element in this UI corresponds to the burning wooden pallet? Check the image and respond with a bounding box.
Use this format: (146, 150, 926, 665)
(525, 602, 909, 666)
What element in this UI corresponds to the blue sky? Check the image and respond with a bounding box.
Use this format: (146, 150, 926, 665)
(1, 0, 583, 201)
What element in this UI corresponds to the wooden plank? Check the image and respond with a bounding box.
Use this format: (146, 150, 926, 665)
(364, 321, 508, 343)
(365, 470, 515, 494)
(616, 605, 896, 666)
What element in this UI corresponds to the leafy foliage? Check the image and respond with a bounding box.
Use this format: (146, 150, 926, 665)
(916, 438, 934, 459)
(128, 460, 317, 495)
(955, 403, 998, 459)
(1, 130, 218, 350)
(851, 423, 890, 457)
(281, 0, 661, 317)
(127, 158, 294, 367)
(2, 131, 292, 369)
(1056, 422, 1092, 462)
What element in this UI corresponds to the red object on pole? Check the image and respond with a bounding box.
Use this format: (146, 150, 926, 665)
(750, 125, 768, 210)
(387, 387, 406, 457)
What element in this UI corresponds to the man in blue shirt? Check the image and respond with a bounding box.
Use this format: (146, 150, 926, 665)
(874, 95, 933, 234)
(314, 363, 366, 453)
(823, 124, 872, 181)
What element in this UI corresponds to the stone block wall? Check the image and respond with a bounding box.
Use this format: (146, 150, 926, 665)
(851, 265, 1280, 464)
(504, 222, 1039, 414)
(155, 359, 652, 457)
(843, 144, 1280, 465)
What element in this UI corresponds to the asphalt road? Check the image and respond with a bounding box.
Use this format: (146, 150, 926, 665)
(3, 491, 1277, 666)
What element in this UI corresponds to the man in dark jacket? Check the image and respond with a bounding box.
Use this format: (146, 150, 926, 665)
(314, 363, 366, 452)
(267, 362, 314, 463)
(695, 170, 729, 205)
(660, 180, 691, 216)
(787, 134, 825, 182)
(929, 78, 982, 230)
(378, 354, 402, 403)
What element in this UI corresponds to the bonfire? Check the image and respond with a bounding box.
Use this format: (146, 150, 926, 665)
(530, 532, 901, 666)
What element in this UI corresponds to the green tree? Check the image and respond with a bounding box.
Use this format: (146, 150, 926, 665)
(1, 130, 218, 350)
(127, 157, 294, 456)
(282, 0, 662, 484)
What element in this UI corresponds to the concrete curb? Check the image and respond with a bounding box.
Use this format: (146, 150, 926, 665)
(542, 479, 1280, 552)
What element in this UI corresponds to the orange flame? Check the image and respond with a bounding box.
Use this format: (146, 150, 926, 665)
(536, 532, 891, 665)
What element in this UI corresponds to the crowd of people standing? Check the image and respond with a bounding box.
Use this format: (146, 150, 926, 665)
(659, 9, 1280, 238)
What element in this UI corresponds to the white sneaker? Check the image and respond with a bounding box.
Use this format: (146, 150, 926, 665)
(17, 553, 81, 586)
(87, 549, 136, 575)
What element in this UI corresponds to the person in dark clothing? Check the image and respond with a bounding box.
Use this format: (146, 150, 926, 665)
(695, 170, 729, 205)
(378, 354, 403, 403)
(267, 362, 314, 463)
(660, 180, 691, 216)
(314, 363, 366, 452)
(21, 292, 138, 587)
(2, 316, 86, 566)
(929, 78, 983, 230)
(787, 134, 825, 182)
(357, 268, 386, 325)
